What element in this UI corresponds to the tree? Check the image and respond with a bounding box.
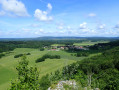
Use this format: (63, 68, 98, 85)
(10, 56, 40, 89)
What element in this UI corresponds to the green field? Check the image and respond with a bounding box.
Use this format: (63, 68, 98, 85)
(0, 46, 101, 89)
(0, 48, 77, 89)
(73, 41, 109, 46)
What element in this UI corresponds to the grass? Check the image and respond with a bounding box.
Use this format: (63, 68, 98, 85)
(0, 47, 100, 89)
(47, 50, 85, 60)
(73, 41, 109, 46)
(0, 48, 76, 90)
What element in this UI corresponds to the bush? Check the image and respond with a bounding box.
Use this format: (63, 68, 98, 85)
(77, 52, 89, 57)
(14, 54, 23, 58)
(26, 53, 31, 55)
(14, 53, 31, 58)
(10, 56, 40, 89)
(36, 54, 61, 63)
(36, 57, 45, 63)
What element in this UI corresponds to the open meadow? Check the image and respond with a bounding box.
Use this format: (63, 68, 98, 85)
(0, 48, 78, 89)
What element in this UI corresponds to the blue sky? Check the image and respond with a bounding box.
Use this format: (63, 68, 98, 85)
(0, 0, 119, 38)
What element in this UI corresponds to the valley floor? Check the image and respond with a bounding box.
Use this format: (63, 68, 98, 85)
(0, 48, 77, 89)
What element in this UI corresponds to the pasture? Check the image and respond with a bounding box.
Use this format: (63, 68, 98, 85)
(0, 48, 76, 89)
(0, 45, 100, 89)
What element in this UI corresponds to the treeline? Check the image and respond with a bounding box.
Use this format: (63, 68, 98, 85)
(1, 40, 119, 53)
(14, 53, 31, 58)
(89, 40, 119, 51)
(0, 40, 85, 53)
(0, 41, 54, 53)
(50, 46, 119, 89)
(67, 40, 119, 57)
(76, 52, 89, 57)
(36, 54, 60, 63)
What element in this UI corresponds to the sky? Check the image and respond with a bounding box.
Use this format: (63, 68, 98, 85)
(0, 0, 119, 38)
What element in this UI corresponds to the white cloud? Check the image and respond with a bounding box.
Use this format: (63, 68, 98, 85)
(57, 26, 64, 30)
(35, 29, 44, 35)
(0, 0, 29, 17)
(88, 13, 96, 17)
(79, 22, 87, 29)
(98, 24, 106, 29)
(34, 3, 53, 21)
(56, 22, 65, 30)
(47, 3, 52, 10)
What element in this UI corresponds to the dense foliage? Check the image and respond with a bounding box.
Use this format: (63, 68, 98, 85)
(14, 53, 31, 58)
(36, 54, 61, 63)
(76, 52, 89, 57)
(10, 56, 40, 89)
(89, 40, 119, 51)
(52, 46, 119, 89)
(0, 41, 54, 53)
(14, 54, 23, 58)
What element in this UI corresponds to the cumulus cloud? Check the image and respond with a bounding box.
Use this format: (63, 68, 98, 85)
(0, 0, 29, 17)
(79, 22, 87, 29)
(98, 24, 106, 29)
(88, 13, 96, 17)
(34, 3, 53, 21)
(47, 3, 52, 10)
(35, 29, 44, 35)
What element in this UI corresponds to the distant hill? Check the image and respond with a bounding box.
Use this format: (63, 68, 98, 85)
(0, 37, 119, 41)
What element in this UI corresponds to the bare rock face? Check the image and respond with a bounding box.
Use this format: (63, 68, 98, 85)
(48, 80, 77, 90)
(48, 80, 100, 90)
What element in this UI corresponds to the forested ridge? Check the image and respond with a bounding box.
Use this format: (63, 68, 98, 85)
(51, 46, 119, 89)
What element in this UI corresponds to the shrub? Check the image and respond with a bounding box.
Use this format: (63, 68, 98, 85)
(36, 54, 61, 63)
(36, 57, 45, 63)
(10, 56, 40, 89)
(26, 53, 31, 55)
(14, 54, 23, 58)
(77, 52, 89, 57)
